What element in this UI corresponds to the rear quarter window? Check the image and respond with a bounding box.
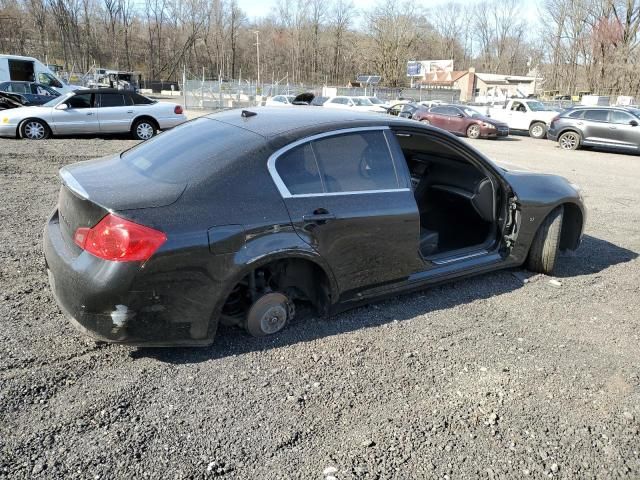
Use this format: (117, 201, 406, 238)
(130, 93, 156, 105)
(121, 118, 265, 184)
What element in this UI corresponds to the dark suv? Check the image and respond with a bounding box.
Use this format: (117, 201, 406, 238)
(547, 106, 640, 152)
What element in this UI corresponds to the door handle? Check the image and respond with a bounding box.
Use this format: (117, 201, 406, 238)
(86, 112, 94, 116)
(127, 111, 133, 114)
(302, 209, 335, 223)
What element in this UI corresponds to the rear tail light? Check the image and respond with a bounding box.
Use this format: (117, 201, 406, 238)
(74, 213, 166, 262)
(174, 105, 183, 115)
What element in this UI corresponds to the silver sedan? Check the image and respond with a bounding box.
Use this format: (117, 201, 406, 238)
(0, 88, 187, 140)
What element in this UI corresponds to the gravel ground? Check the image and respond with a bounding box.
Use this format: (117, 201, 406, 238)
(0, 133, 639, 479)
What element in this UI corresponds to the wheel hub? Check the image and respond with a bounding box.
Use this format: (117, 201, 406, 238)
(25, 122, 45, 139)
(245, 292, 294, 336)
(137, 123, 153, 140)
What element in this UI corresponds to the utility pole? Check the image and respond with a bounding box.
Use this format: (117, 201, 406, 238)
(253, 31, 260, 90)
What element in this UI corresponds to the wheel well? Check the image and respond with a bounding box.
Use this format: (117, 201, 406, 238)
(221, 258, 332, 325)
(529, 120, 546, 129)
(132, 115, 158, 131)
(559, 202, 583, 251)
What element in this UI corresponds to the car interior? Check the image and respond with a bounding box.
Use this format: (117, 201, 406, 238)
(395, 132, 499, 258)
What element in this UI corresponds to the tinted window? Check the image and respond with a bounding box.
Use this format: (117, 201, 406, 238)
(430, 106, 449, 114)
(67, 94, 92, 109)
(276, 144, 323, 195)
(100, 94, 127, 107)
(567, 110, 585, 119)
(311, 131, 398, 193)
(584, 109, 608, 122)
(130, 93, 155, 105)
(10, 83, 29, 94)
(121, 118, 265, 183)
(610, 111, 635, 124)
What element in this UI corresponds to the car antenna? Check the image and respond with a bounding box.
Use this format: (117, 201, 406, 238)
(241, 110, 257, 118)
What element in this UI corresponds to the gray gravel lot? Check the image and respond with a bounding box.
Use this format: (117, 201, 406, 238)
(0, 133, 639, 479)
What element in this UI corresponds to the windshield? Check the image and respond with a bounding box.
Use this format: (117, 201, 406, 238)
(462, 107, 484, 118)
(527, 100, 552, 112)
(627, 108, 640, 118)
(352, 97, 373, 106)
(42, 92, 71, 107)
(285, 96, 295, 103)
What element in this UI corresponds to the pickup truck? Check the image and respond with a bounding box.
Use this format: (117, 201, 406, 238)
(485, 99, 560, 139)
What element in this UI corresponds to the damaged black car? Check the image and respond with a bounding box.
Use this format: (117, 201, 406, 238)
(44, 107, 585, 346)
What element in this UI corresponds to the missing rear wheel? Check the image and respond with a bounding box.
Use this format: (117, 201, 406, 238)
(245, 292, 295, 337)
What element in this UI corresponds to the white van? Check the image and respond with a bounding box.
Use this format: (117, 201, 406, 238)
(0, 55, 78, 94)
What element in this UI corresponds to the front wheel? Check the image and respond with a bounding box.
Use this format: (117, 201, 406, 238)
(21, 119, 50, 140)
(558, 131, 580, 150)
(132, 119, 157, 141)
(529, 122, 547, 139)
(466, 124, 481, 139)
(526, 206, 564, 274)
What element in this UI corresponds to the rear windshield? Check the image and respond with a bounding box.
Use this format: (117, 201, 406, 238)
(121, 118, 265, 183)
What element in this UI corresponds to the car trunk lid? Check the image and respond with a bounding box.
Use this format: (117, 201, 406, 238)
(58, 154, 186, 248)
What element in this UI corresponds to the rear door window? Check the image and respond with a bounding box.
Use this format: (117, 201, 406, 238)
(99, 93, 127, 107)
(584, 109, 609, 122)
(311, 131, 398, 193)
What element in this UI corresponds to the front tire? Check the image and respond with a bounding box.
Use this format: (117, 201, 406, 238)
(466, 124, 481, 139)
(132, 119, 157, 141)
(21, 119, 50, 140)
(529, 122, 547, 139)
(558, 131, 580, 150)
(526, 206, 564, 274)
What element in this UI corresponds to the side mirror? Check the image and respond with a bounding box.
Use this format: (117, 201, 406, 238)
(630, 120, 638, 127)
(56, 103, 69, 110)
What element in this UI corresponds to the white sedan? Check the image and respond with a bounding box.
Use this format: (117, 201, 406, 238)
(0, 88, 186, 140)
(265, 95, 296, 107)
(323, 96, 386, 113)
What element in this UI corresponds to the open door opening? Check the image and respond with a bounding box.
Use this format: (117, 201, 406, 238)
(394, 131, 501, 259)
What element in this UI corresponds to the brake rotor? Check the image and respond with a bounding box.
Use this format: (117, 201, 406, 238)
(245, 292, 294, 337)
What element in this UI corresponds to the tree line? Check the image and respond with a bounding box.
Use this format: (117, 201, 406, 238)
(0, 0, 638, 95)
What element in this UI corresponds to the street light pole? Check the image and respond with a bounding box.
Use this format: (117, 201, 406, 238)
(253, 31, 260, 89)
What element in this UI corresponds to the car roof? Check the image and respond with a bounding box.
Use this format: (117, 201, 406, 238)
(71, 88, 134, 95)
(205, 106, 414, 138)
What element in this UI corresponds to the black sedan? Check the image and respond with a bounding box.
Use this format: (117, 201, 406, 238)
(0, 81, 60, 106)
(44, 108, 586, 346)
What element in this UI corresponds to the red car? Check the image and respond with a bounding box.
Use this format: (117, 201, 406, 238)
(414, 105, 509, 139)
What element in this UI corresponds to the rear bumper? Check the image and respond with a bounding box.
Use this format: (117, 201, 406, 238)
(547, 128, 559, 141)
(157, 115, 187, 130)
(44, 210, 218, 346)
